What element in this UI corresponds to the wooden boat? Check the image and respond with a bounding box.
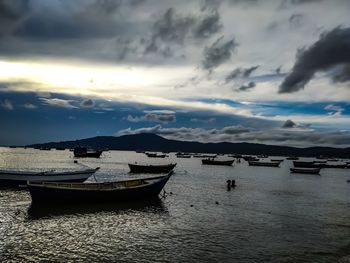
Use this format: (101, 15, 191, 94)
(40, 147, 51, 151)
(145, 152, 167, 158)
(0, 167, 100, 186)
(27, 172, 173, 203)
(248, 161, 280, 167)
(74, 147, 103, 158)
(202, 159, 234, 166)
(290, 167, 320, 175)
(271, 159, 284, 162)
(242, 156, 259, 161)
(128, 163, 176, 173)
(293, 161, 321, 168)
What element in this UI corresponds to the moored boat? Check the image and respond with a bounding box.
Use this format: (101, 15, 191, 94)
(202, 159, 234, 166)
(74, 147, 103, 158)
(27, 171, 173, 203)
(293, 161, 321, 168)
(128, 163, 176, 173)
(145, 152, 167, 158)
(248, 161, 280, 167)
(0, 167, 100, 186)
(286, 157, 299, 160)
(290, 167, 320, 175)
(271, 159, 284, 162)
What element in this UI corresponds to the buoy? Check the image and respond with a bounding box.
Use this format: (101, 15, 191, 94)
(215, 201, 219, 205)
(190, 204, 194, 207)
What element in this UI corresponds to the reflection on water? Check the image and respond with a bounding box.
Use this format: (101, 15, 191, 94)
(1, 148, 350, 262)
(27, 198, 167, 220)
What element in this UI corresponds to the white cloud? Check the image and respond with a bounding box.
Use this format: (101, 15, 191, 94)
(39, 98, 77, 109)
(1, 99, 13, 110)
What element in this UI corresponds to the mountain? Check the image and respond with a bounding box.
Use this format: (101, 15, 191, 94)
(27, 133, 350, 158)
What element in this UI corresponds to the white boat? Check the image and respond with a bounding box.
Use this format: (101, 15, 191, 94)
(0, 167, 100, 186)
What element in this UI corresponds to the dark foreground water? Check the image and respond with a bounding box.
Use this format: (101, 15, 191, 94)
(0, 148, 349, 263)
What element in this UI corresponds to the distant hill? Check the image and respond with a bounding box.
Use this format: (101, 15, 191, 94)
(27, 133, 350, 158)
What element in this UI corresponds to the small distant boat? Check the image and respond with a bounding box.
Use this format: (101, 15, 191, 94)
(202, 159, 234, 166)
(74, 147, 103, 158)
(145, 152, 167, 158)
(313, 160, 326, 164)
(40, 147, 51, 151)
(176, 155, 191, 158)
(290, 167, 320, 175)
(271, 159, 284, 162)
(286, 157, 299, 160)
(248, 161, 280, 167)
(293, 161, 320, 168)
(55, 147, 66, 151)
(193, 154, 217, 158)
(242, 156, 259, 161)
(327, 159, 338, 162)
(0, 167, 100, 186)
(128, 163, 176, 173)
(27, 171, 173, 203)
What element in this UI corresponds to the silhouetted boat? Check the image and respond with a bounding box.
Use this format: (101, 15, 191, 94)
(202, 159, 234, 166)
(242, 156, 259, 161)
(248, 161, 280, 167)
(271, 159, 284, 162)
(128, 163, 176, 173)
(40, 147, 51, 151)
(145, 152, 167, 158)
(55, 147, 65, 150)
(27, 171, 173, 203)
(290, 167, 320, 175)
(286, 157, 299, 160)
(293, 161, 320, 168)
(0, 167, 100, 186)
(74, 147, 103, 158)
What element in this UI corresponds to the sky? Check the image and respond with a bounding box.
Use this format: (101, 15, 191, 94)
(0, 0, 350, 147)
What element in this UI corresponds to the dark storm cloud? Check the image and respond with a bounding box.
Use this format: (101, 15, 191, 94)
(279, 27, 350, 93)
(282, 119, 296, 128)
(151, 8, 195, 44)
(0, 0, 30, 34)
(225, 65, 259, 82)
(202, 36, 237, 70)
(331, 64, 350, 83)
(80, 98, 95, 108)
(193, 11, 222, 39)
(237, 81, 256, 92)
(144, 8, 222, 57)
(127, 113, 176, 124)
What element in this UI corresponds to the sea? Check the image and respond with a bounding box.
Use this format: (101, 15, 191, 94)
(0, 148, 349, 263)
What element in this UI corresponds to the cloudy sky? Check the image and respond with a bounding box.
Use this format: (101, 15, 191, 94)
(0, 0, 350, 147)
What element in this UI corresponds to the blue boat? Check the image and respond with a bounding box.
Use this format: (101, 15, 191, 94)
(27, 171, 173, 203)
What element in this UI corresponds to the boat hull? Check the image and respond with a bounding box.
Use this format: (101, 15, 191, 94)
(28, 173, 172, 203)
(248, 161, 280, 167)
(202, 159, 234, 166)
(290, 168, 320, 175)
(0, 168, 99, 186)
(74, 151, 103, 158)
(128, 163, 176, 173)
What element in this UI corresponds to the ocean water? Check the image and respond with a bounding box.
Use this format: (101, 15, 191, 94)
(0, 148, 349, 263)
